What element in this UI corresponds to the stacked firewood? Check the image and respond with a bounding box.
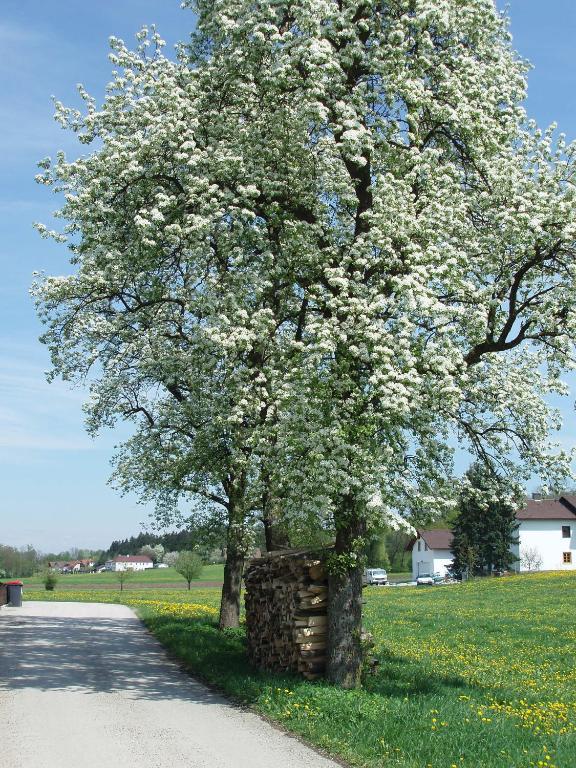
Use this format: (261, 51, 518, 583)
(244, 550, 328, 680)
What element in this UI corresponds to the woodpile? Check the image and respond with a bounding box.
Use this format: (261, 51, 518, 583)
(244, 550, 328, 680)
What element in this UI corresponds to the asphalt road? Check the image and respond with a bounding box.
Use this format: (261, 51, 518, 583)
(0, 602, 339, 768)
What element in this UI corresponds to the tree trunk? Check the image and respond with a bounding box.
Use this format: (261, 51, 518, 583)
(218, 546, 244, 629)
(326, 501, 366, 688)
(262, 480, 291, 552)
(262, 505, 291, 552)
(218, 470, 249, 629)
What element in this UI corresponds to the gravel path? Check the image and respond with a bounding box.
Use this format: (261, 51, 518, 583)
(0, 602, 339, 768)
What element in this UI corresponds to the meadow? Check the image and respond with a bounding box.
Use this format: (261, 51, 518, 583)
(23, 571, 576, 768)
(22, 564, 224, 589)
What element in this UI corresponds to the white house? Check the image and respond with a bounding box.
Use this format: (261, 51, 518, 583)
(105, 555, 154, 572)
(411, 530, 454, 580)
(512, 496, 576, 572)
(411, 495, 576, 579)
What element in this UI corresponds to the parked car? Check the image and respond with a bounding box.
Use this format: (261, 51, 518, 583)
(416, 572, 444, 586)
(363, 568, 388, 586)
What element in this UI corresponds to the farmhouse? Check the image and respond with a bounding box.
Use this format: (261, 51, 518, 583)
(48, 558, 95, 573)
(411, 529, 454, 580)
(105, 555, 154, 572)
(411, 495, 576, 579)
(511, 496, 576, 572)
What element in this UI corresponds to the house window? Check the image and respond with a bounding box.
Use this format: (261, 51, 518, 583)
(563, 552, 572, 564)
(418, 541, 421, 552)
(562, 525, 571, 539)
(424, 542, 429, 551)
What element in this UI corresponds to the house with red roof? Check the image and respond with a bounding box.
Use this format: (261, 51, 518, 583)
(104, 555, 154, 572)
(511, 495, 576, 572)
(48, 558, 96, 573)
(411, 529, 454, 580)
(411, 495, 576, 579)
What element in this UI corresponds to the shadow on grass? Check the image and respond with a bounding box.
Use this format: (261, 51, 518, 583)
(361, 645, 470, 698)
(143, 614, 473, 706)
(141, 614, 299, 705)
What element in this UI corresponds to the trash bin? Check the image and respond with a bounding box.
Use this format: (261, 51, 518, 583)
(6, 580, 23, 607)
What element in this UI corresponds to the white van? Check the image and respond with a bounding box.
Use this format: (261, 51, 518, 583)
(363, 568, 388, 586)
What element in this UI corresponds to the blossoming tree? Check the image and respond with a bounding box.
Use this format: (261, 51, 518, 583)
(34, 1, 576, 687)
(33, 33, 301, 629)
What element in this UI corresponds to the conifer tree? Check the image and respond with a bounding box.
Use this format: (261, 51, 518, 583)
(451, 463, 520, 577)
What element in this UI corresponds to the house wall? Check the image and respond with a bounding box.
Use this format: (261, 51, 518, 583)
(432, 554, 453, 577)
(514, 519, 576, 572)
(412, 538, 428, 579)
(411, 539, 452, 579)
(105, 560, 153, 571)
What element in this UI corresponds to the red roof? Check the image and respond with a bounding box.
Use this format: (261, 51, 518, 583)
(516, 497, 576, 520)
(414, 498, 576, 551)
(419, 529, 453, 550)
(112, 555, 153, 563)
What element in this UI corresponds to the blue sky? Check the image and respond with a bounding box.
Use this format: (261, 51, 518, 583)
(1, 1, 575, 552)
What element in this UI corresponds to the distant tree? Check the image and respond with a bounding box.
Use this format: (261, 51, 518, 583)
(0, 544, 39, 578)
(385, 529, 413, 572)
(366, 534, 390, 570)
(451, 464, 520, 577)
(520, 547, 543, 571)
(106, 530, 198, 561)
(139, 545, 157, 562)
(163, 551, 179, 568)
(531, 485, 576, 499)
(174, 551, 203, 590)
(460, 540, 479, 580)
(95, 551, 107, 567)
(160, 530, 195, 553)
(40, 548, 102, 572)
(114, 569, 135, 591)
(139, 544, 164, 563)
(43, 571, 58, 591)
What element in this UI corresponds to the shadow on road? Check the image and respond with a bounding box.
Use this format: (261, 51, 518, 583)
(0, 609, 223, 704)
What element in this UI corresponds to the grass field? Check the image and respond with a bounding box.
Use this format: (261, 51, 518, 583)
(22, 564, 224, 589)
(387, 571, 412, 583)
(23, 571, 576, 768)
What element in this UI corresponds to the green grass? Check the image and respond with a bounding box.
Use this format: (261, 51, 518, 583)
(387, 571, 412, 583)
(23, 564, 224, 589)
(24, 571, 576, 768)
